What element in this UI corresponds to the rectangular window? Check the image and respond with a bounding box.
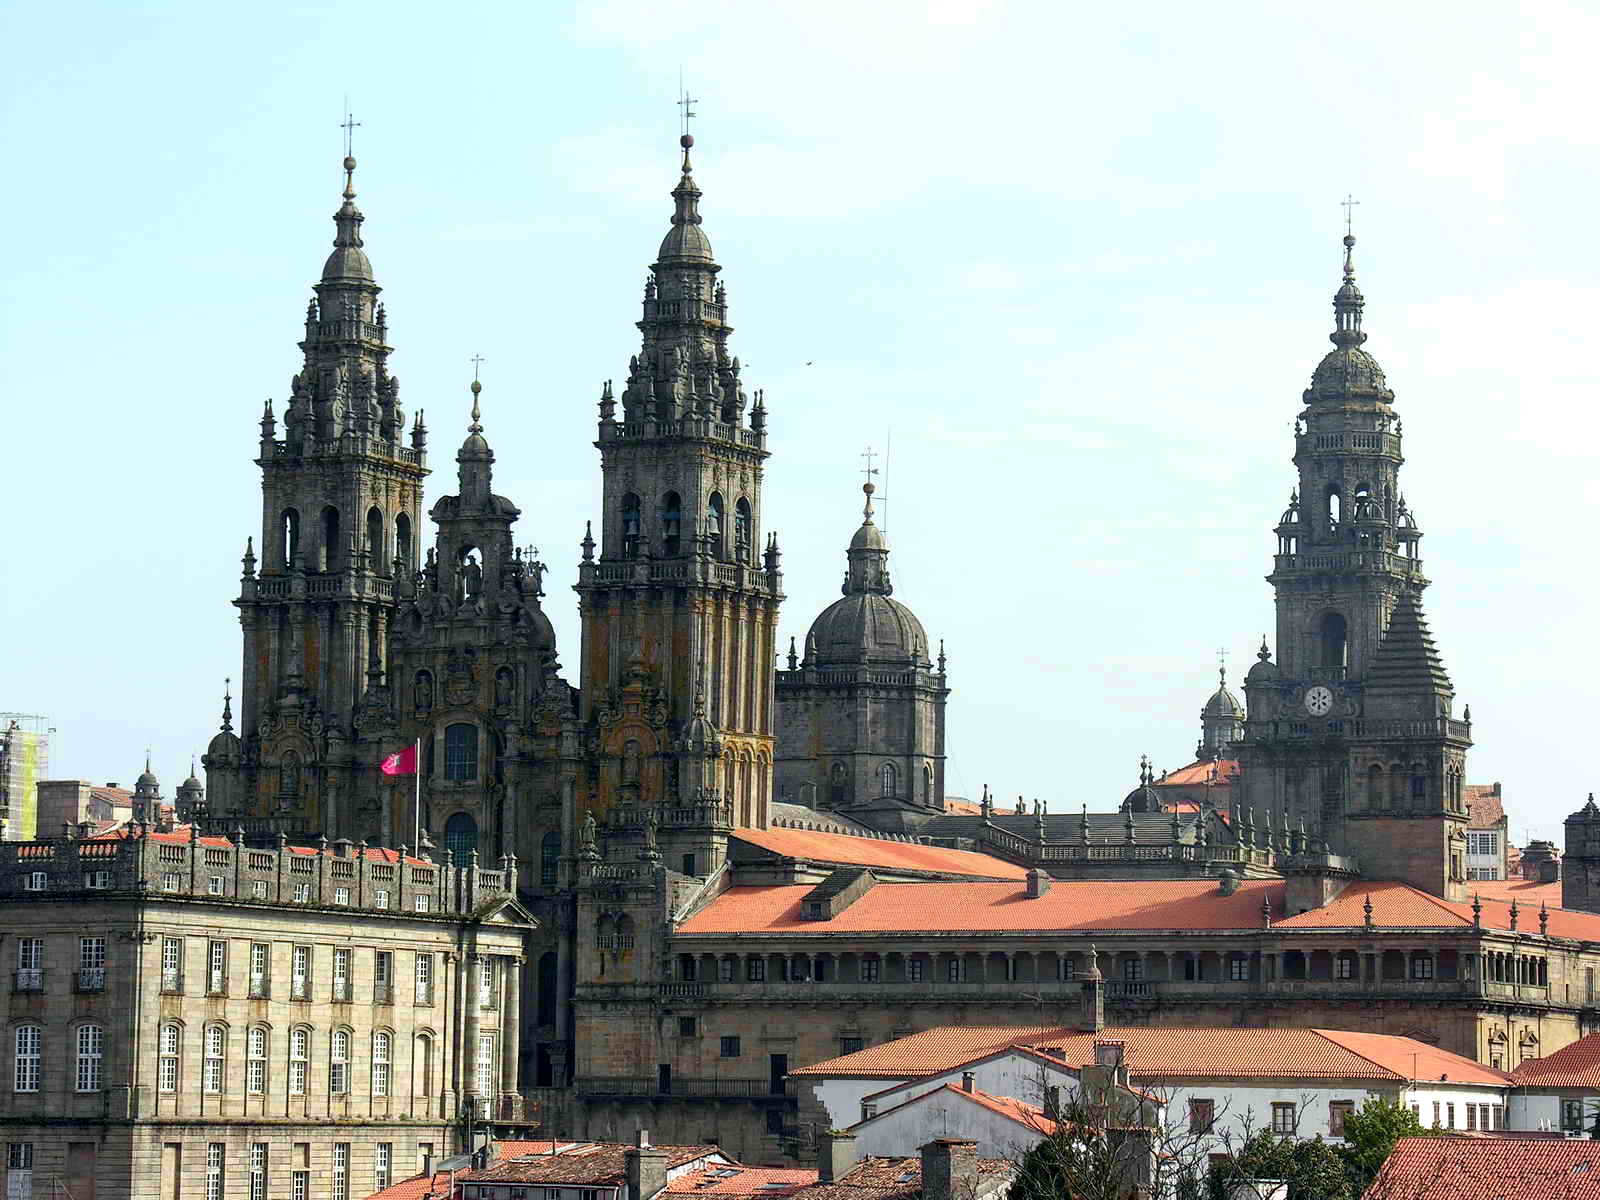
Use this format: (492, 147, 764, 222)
(162, 936, 183, 991)
(860, 957, 881, 983)
(415, 894, 431, 912)
(332, 1143, 349, 1200)
(162, 872, 180, 891)
(445, 723, 479, 781)
(291, 1145, 309, 1200)
(372, 1033, 391, 1097)
(375, 951, 394, 1004)
(8, 1144, 33, 1169)
(75, 1024, 103, 1091)
(1467, 1104, 1477, 1131)
(334, 886, 350, 906)
(1447, 1102, 1455, 1129)
(1411, 956, 1435, 980)
(246, 1028, 267, 1095)
(841, 1036, 864, 1055)
(1495, 1105, 1504, 1129)
(1564, 1099, 1586, 1133)
(720, 1036, 741, 1058)
(251, 879, 268, 899)
(476, 1034, 496, 1097)
(293, 883, 311, 903)
(948, 958, 965, 983)
(159, 1024, 180, 1093)
(208, 875, 224, 895)
(375, 1143, 392, 1190)
(1336, 955, 1357, 980)
(14, 1026, 40, 1092)
(1271, 1102, 1297, 1134)
(679, 1017, 697, 1037)
(292, 1172, 308, 1200)
(746, 958, 765, 983)
(84, 870, 110, 889)
(374, 889, 389, 909)
(291, 945, 311, 999)
(15, 937, 43, 992)
(718, 959, 734, 984)
(1229, 956, 1249, 981)
(330, 1030, 350, 1095)
(1190, 1098, 1215, 1133)
(249, 943, 269, 997)
(415, 953, 434, 1004)
(1329, 1100, 1355, 1137)
(909, 959, 925, 983)
(332, 948, 350, 1001)
(206, 1142, 224, 1200)
(23, 871, 46, 892)
(288, 1027, 308, 1095)
(1123, 958, 1144, 982)
(479, 957, 497, 1007)
(248, 1143, 267, 1200)
(208, 939, 227, 994)
(204, 1026, 225, 1093)
(1432, 1101, 1441, 1127)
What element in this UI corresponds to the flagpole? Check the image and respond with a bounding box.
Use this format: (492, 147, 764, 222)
(413, 736, 421, 855)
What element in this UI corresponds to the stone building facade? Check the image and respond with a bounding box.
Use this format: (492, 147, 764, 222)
(0, 824, 531, 1200)
(774, 483, 948, 831)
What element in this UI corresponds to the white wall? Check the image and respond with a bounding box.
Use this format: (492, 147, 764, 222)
(813, 1056, 1078, 1128)
(851, 1090, 1053, 1160)
(1508, 1091, 1600, 1133)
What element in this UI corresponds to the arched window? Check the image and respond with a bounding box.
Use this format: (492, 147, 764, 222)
(203, 1025, 226, 1094)
(1320, 612, 1348, 671)
(1327, 486, 1343, 528)
(321, 505, 340, 572)
(395, 512, 412, 568)
(621, 494, 642, 559)
(734, 499, 752, 562)
(14, 1025, 40, 1093)
(829, 762, 848, 807)
(541, 831, 561, 887)
(288, 1027, 309, 1096)
(707, 493, 725, 556)
(661, 492, 682, 555)
(444, 813, 478, 863)
(281, 508, 300, 568)
(878, 762, 897, 798)
(74, 1024, 103, 1092)
(444, 723, 478, 781)
(372, 1032, 392, 1097)
(246, 1027, 268, 1095)
(330, 1029, 350, 1095)
(923, 764, 934, 803)
(367, 507, 383, 566)
(158, 1023, 181, 1093)
(415, 1033, 433, 1097)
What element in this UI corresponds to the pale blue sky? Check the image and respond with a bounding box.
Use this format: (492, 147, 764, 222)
(3, 1, 1597, 843)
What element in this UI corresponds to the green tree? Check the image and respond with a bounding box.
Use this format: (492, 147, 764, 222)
(1337, 1097, 1430, 1197)
(1207, 1129, 1351, 1200)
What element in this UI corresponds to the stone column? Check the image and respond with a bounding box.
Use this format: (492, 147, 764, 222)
(502, 956, 522, 1096)
(464, 953, 482, 1100)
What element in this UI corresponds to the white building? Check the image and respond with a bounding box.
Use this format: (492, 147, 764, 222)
(1508, 1032, 1600, 1133)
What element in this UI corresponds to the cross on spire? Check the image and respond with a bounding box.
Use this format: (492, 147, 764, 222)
(860, 445, 879, 486)
(1217, 645, 1228, 683)
(341, 102, 361, 158)
(470, 352, 486, 382)
(677, 76, 698, 139)
(1341, 193, 1360, 236)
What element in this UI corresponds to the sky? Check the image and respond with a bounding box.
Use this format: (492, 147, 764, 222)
(3, 0, 1598, 845)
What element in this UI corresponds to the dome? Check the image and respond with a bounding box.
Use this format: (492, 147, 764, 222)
(459, 431, 490, 457)
(1203, 682, 1244, 720)
(321, 243, 373, 281)
(1307, 347, 1392, 401)
(1246, 655, 1279, 684)
(658, 222, 713, 262)
(136, 768, 158, 790)
(806, 592, 929, 666)
(850, 520, 887, 552)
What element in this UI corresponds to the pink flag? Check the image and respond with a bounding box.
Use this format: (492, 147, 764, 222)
(380, 745, 418, 776)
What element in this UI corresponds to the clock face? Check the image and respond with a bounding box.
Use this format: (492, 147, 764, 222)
(1305, 685, 1335, 717)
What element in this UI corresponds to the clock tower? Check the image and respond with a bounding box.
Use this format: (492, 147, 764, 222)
(1235, 231, 1472, 901)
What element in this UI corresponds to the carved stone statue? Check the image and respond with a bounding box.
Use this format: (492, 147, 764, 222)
(462, 553, 483, 599)
(580, 810, 597, 853)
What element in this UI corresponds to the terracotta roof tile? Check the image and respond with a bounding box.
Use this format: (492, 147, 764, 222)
(1471, 878, 1561, 907)
(366, 1169, 457, 1200)
(1277, 879, 1600, 940)
(678, 878, 1280, 935)
(1465, 785, 1506, 829)
(667, 1167, 819, 1196)
(942, 799, 983, 816)
(1155, 760, 1240, 789)
(790, 1156, 1012, 1200)
(732, 828, 1025, 880)
(1362, 1135, 1600, 1200)
(1512, 1033, 1600, 1088)
(465, 1145, 721, 1185)
(923, 1085, 1058, 1135)
(793, 1024, 1509, 1086)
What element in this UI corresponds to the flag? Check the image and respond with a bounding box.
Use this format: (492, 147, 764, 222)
(380, 745, 418, 776)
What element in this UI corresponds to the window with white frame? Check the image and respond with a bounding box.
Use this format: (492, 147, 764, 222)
(375, 889, 389, 909)
(203, 1025, 226, 1093)
(333, 948, 351, 1001)
(1271, 1102, 1297, 1134)
(13, 1026, 40, 1092)
(415, 953, 434, 1004)
(15, 937, 43, 991)
(249, 943, 269, 997)
(75, 1024, 103, 1092)
(291, 1143, 310, 1200)
(207, 940, 227, 994)
(375, 1142, 392, 1190)
(476, 1033, 495, 1097)
(1229, 955, 1249, 981)
(207, 876, 224, 895)
(479, 957, 497, 1008)
(159, 1023, 181, 1093)
(330, 1030, 350, 1094)
(414, 893, 430, 912)
(248, 1142, 267, 1200)
(206, 1142, 224, 1200)
(161, 936, 183, 991)
(293, 883, 311, 903)
(84, 870, 110, 889)
(332, 1142, 349, 1200)
(288, 1027, 309, 1095)
(1411, 955, 1435, 980)
(334, 886, 350, 906)
(291, 945, 310, 999)
(246, 1027, 267, 1094)
(251, 879, 268, 899)
(162, 872, 180, 892)
(375, 951, 393, 1003)
(372, 1031, 392, 1097)
(1336, 954, 1357, 980)
(8, 1143, 33, 1170)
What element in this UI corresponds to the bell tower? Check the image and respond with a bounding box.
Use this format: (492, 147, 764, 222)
(215, 151, 428, 836)
(1235, 229, 1472, 899)
(575, 133, 784, 876)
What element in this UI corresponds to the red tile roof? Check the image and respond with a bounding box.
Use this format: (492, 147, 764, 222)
(678, 878, 1281, 935)
(465, 1145, 723, 1186)
(732, 828, 1025, 880)
(793, 1025, 1510, 1086)
(1277, 879, 1600, 940)
(1512, 1034, 1600, 1089)
(1362, 1135, 1600, 1200)
(366, 1169, 457, 1200)
(942, 799, 983, 816)
(911, 1085, 1058, 1136)
(789, 1156, 1012, 1200)
(1471, 878, 1561, 908)
(667, 1167, 819, 1196)
(1155, 759, 1240, 789)
(1465, 785, 1506, 829)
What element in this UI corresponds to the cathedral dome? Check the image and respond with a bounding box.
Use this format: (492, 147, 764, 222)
(1246, 638, 1279, 683)
(806, 591, 930, 667)
(322, 242, 373, 282)
(658, 137, 714, 263)
(659, 221, 713, 263)
(206, 728, 240, 759)
(1306, 346, 1391, 402)
(1203, 679, 1244, 720)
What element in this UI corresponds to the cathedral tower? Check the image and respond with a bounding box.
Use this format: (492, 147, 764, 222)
(575, 134, 784, 876)
(212, 153, 428, 835)
(1236, 231, 1472, 899)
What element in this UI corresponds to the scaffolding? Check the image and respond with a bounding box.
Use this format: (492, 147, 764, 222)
(0, 713, 51, 842)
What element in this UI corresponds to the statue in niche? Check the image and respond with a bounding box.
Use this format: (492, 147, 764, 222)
(495, 668, 514, 710)
(415, 671, 434, 713)
(580, 810, 597, 854)
(462, 553, 483, 599)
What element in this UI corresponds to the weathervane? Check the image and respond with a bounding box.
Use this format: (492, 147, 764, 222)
(1340, 193, 1360, 236)
(677, 74, 698, 139)
(341, 99, 361, 157)
(860, 445, 879, 487)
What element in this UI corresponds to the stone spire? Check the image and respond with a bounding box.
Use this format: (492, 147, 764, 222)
(457, 378, 494, 503)
(1364, 591, 1454, 698)
(659, 135, 713, 264)
(844, 482, 892, 595)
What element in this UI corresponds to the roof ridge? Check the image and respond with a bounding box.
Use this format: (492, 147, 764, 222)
(1309, 1029, 1409, 1082)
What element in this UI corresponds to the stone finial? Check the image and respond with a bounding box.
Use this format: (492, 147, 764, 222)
(1363, 894, 1374, 929)
(1509, 899, 1520, 931)
(1540, 903, 1549, 936)
(1472, 893, 1482, 928)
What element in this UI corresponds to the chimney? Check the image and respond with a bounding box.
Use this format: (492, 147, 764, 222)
(961, 1071, 975, 1093)
(626, 1130, 669, 1200)
(921, 1139, 978, 1200)
(1106, 1128, 1156, 1199)
(1218, 868, 1238, 896)
(818, 1130, 859, 1184)
(420, 1152, 434, 1179)
(1025, 869, 1051, 898)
